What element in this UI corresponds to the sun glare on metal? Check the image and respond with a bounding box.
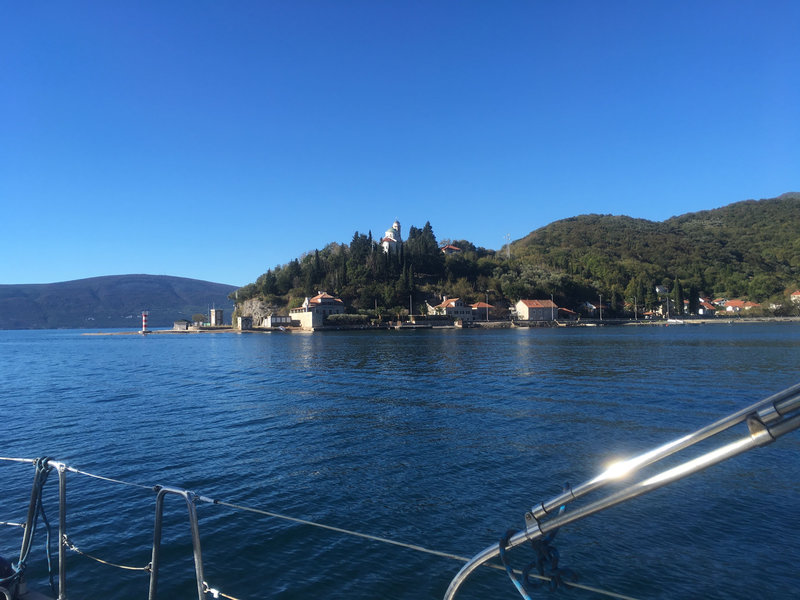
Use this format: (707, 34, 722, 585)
(589, 434, 693, 484)
(641, 437, 754, 487)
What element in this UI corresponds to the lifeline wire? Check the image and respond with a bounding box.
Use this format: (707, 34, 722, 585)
(1, 457, 639, 600)
(64, 466, 154, 491)
(204, 580, 242, 600)
(62, 535, 150, 572)
(202, 497, 639, 600)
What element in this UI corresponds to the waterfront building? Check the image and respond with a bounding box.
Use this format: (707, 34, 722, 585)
(515, 299, 558, 321)
(427, 297, 474, 322)
(263, 314, 292, 328)
(470, 301, 493, 321)
(290, 291, 346, 330)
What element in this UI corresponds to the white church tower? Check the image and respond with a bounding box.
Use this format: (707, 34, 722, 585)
(380, 220, 402, 253)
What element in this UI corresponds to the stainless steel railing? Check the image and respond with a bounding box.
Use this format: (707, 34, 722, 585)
(444, 382, 800, 600)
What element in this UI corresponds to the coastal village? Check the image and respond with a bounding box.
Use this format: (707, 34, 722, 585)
(166, 219, 800, 334)
(169, 291, 797, 333)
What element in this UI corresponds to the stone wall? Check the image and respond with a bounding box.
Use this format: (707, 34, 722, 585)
(235, 298, 274, 325)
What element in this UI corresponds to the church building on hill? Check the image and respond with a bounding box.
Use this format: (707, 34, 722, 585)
(380, 220, 403, 254)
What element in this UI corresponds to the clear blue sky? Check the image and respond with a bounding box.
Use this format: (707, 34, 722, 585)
(2, 1, 798, 286)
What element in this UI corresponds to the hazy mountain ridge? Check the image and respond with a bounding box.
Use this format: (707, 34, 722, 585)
(0, 275, 237, 329)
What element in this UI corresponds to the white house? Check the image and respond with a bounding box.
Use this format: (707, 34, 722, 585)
(723, 299, 760, 313)
(262, 314, 292, 328)
(427, 297, 474, 322)
(515, 299, 558, 321)
(290, 292, 346, 330)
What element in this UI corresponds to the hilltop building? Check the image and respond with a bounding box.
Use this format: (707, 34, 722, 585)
(381, 220, 403, 254)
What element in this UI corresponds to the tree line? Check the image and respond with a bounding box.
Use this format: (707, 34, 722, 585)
(232, 194, 800, 318)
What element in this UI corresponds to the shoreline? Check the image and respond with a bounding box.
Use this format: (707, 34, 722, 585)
(81, 316, 800, 335)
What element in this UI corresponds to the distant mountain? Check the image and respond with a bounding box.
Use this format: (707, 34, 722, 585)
(0, 274, 237, 330)
(512, 192, 800, 300)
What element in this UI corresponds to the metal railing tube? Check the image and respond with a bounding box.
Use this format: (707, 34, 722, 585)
(148, 486, 206, 600)
(54, 462, 67, 600)
(445, 433, 765, 600)
(532, 383, 800, 520)
(767, 412, 800, 439)
(445, 383, 800, 600)
(18, 459, 49, 566)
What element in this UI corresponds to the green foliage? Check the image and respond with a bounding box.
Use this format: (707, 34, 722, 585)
(513, 193, 800, 305)
(325, 313, 369, 325)
(233, 194, 800, 316)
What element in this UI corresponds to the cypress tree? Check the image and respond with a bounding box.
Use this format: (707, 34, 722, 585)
(673, 278, 685, 316)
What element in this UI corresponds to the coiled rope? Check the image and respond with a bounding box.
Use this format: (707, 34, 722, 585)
(1, 457, 638, 600)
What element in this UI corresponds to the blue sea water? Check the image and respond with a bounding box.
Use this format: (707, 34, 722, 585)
(1, 323, 799, 600)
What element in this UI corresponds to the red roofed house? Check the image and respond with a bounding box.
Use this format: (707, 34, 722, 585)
(441, 244, 462, 255)
(470, 301, 493, 321)
(290, 291, 346, 330)
(515, 299, 558, 321)
(791, 290, 800, 305)
(724, 299, 761, 313)
(427, 297, 474, 322)
(698, 299, 717, 316)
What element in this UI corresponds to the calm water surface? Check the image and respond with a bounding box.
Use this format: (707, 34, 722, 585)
(1, 324, 799, 599)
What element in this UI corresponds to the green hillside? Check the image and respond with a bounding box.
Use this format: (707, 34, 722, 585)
(233, 192, 800, 318)
(514, 192, 800, 303)
(0, 275, 237, 329)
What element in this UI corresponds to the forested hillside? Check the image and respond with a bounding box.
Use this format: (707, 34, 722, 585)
(514, 192, 800, 309)
(234, 193, 800, 318)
